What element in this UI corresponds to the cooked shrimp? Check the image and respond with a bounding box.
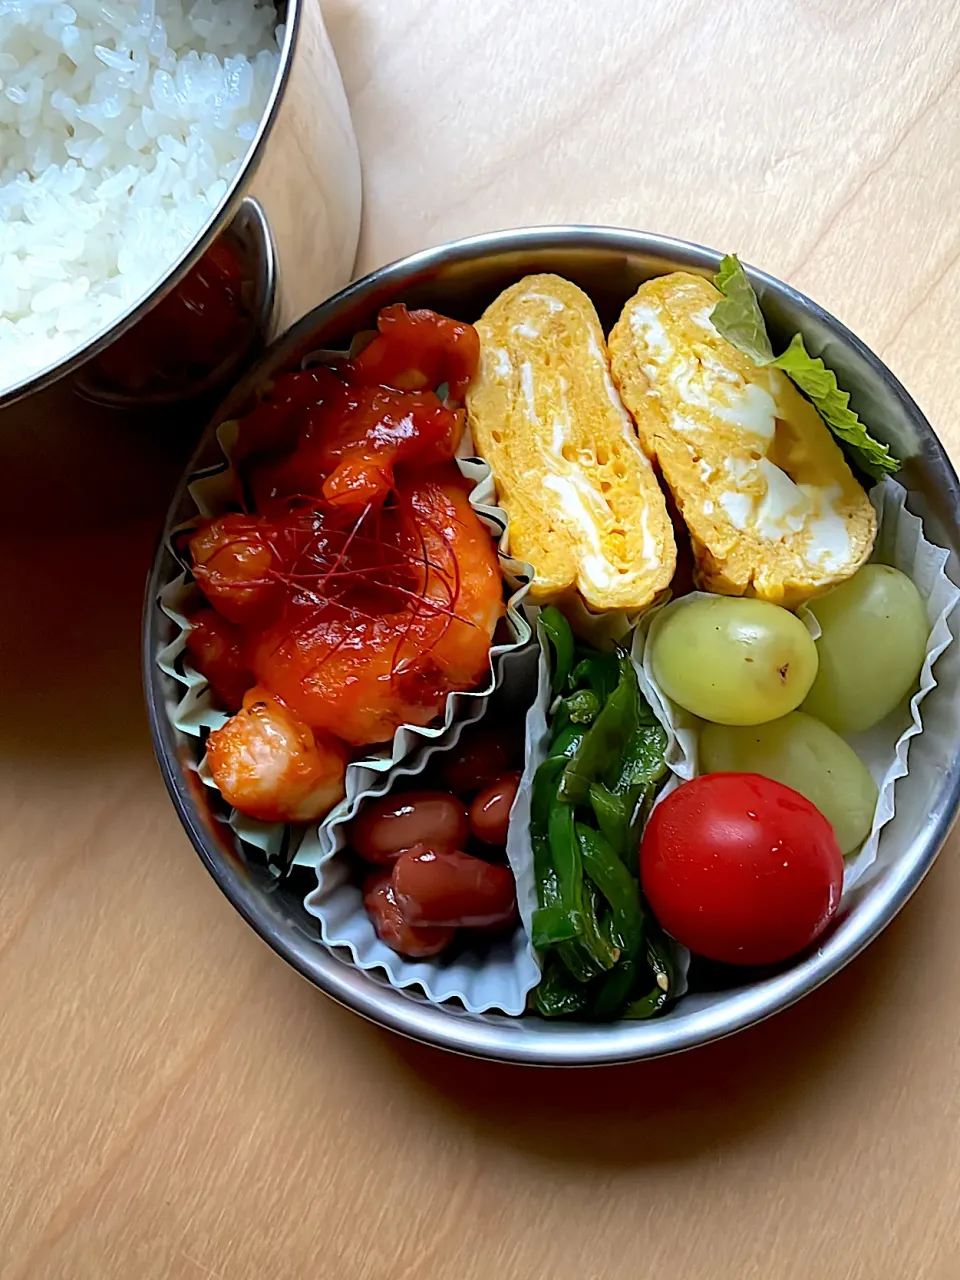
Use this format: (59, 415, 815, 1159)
(246, 372, 463, 514)
(238, 302, 478, 477)
(206, 687, 347, 823)
(316, 386, 463, 511)
(341, 303, 480, 401)
(251, 472, 503, 746)
(184, 609, 253, 713)
(235, 368, 336, 464)
(189, 513, 279, 626)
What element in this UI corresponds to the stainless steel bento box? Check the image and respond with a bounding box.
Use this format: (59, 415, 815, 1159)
(143, 226, 960, 1066)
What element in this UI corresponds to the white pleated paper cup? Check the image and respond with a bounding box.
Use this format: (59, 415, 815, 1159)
(301, 642, 541, 1016)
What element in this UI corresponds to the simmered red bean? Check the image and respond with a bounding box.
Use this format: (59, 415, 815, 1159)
(439, 727, 515, 795)
(393, 847, 517, 928)
(363, 871, 455, 957)
(349, 790, 469, 864)
(468, 771, 521, 846)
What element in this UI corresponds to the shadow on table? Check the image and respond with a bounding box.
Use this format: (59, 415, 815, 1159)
(362, 898, 919, 1169)
(0, 383, 201, 767)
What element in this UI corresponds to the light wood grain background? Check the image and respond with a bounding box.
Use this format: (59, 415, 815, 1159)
(3, 1, 960, 1277)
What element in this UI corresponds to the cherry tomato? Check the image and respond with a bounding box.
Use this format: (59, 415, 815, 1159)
(639, 773, 843, 966)
(363, 871, 454, 958)
(349, 790, 469, 865)
(393, 847, 516, 928)
(184, 609, 253, 713)
(469, 771, 521, 845)
(439, 727, 515, 795)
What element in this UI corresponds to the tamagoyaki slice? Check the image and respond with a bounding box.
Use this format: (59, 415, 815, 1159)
(608, 272, 876, 607)
(466, 274, 675, 613)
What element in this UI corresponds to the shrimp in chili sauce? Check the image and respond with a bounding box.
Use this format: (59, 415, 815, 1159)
(183, 305, 498, 824)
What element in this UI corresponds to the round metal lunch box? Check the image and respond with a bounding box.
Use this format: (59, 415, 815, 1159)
(144, 225, 960, 1066)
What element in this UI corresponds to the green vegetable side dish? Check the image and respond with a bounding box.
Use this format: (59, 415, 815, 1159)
(710, 254, 899, 481)
(529, 607, 674, 1022)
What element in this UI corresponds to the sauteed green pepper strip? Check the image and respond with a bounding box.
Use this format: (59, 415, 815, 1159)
(539, 605, 574, 695)
(576, 823, 650, 1021)
(529, 608, 676, 1021)
(559, 649, 640, 804)
(530, 758, 619, 972)
(532, 956, 588, 1018)
(575, 824, 643, 951)
(571, 651, 620, 704)
(530, 760, 577, 948)
(588, 720, 669, 863)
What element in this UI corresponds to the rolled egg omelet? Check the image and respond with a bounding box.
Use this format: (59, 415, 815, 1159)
(466, 274, 675, 612)
(608, 272, 876, 606)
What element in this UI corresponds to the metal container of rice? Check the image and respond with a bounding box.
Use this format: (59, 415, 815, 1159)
(0, 0, 360, 423)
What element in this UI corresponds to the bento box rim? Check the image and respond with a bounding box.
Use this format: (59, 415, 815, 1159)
(143, 224, 960, 1067)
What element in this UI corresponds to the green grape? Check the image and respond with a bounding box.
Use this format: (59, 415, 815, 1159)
(650, 595, 818, 726)
(802, 565, 928, 734)
(701, 711, 878, 855)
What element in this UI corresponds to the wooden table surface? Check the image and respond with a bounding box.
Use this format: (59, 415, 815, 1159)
(4, 2, 960, 1276)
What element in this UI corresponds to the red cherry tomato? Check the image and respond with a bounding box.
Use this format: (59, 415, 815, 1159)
(640, 773, 843, 966)
(393, 847, 517, 928)
(184, 609, 253, 713)
(363, 871, 454, 957)
(469, 771, 521, 845)
(349, 791, 469, 865)
(439, 727, 515, 795)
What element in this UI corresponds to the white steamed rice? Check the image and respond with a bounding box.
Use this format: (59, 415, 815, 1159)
(0, 0, 282, 394)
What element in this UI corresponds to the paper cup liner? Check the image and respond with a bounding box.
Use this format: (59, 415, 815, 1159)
(156, 392, 533, 874)
(301, 643, 541, 1015)
(632, 477, 960, 899)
